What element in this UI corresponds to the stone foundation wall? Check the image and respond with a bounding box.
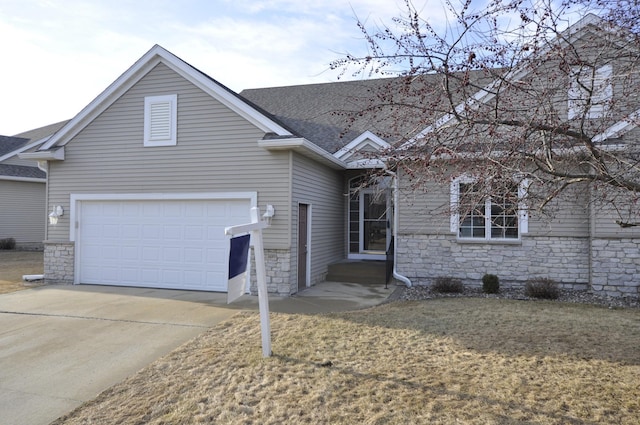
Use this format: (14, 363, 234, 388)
(397, 235, 590, 290)
(250, 249, 294, 296)
(43, 241, 75, 284)
(591, 238, 640, 297)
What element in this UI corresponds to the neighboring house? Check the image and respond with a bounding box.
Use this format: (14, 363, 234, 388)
(23, 15, 639, 297)
(0, 121, 69, 249)
(0, 135, 47, 248)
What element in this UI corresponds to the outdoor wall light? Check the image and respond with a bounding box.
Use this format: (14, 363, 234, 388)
(48, 206, 64, 225)
(262, 204, 275, 226)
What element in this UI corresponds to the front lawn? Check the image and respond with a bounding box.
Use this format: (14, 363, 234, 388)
(53, 298, 640, 424)
(0, 250, 43, 294)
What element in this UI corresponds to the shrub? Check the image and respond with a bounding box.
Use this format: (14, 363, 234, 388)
(431, 277, 464, 293)
(482, 274, 500, 294)
(524, 278, 560, 299)
(0, 238, 16, 250)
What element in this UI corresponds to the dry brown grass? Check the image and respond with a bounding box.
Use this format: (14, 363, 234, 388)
(53, 298, 640, 425)
(0, 250, 44, 294)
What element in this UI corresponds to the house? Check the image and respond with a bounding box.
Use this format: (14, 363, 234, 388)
(0, 121, 69, 249)
(23, 14, 640, 297)
(0, 135, 47, 249)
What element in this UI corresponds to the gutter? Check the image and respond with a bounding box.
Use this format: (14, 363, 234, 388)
(385, 168, 412, 287)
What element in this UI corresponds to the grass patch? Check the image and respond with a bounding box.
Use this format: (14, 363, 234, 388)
(0, 250, 44, 294)
(53, 298, 640, 425)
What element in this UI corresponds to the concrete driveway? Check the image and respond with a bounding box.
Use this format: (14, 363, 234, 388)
(0, 285, 245, 425)
(0, 282, 394, 425)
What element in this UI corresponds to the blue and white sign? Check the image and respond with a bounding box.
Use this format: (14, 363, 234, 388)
(227, 234, 250, 304)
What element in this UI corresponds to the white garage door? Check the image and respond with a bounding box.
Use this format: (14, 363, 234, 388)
(77, 198, 251, 291)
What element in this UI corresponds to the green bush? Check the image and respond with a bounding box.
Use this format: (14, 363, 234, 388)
(482, 274, 500, 294)
(0, 238, 16, 250)
(524, 278, 560, 299)
(431, 277, 464, 293)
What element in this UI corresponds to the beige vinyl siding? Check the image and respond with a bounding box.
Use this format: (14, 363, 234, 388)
(398, 170, 590, 238)
(0, 180, 45, 243)
(291, 152, 344, 284)
(46, 62, 290, 248)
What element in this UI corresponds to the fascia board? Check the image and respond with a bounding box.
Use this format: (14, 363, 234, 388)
(158, 56, 292, 136)
(0, 137, 49, 162)
(41, 45, 291, 150)
(19, 147, 65, 161)
(258, 138, 346, 169)
(593, 108, 640, 142)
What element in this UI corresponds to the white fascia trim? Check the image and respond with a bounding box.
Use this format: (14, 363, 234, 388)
(69, 191, 258, 242)
(593, 108, 640, 143)
(258, 138, 346, 169)
(42, 45, 291, 150)
(334, 131, 390, 160)
(19, 147, 65, 161)
(402, 14, 609, 150)
(158, 57, 292, 136)
(0, 137, 49, 162)
(0, 176, 46, 183)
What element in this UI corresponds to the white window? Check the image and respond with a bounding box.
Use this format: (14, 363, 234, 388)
(144, 94, 177, 147)
(450, 176, 528, 240)
(567, 64, 613, 120)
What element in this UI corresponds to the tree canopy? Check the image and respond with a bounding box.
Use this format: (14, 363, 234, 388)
(333, 0, 640, 225)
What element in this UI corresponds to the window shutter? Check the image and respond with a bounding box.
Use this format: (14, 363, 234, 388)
(518, 178, 529, 234)
(450, 179, 459, 233)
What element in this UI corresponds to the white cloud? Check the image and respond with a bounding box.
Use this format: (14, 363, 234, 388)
(0, 0, 449, 135)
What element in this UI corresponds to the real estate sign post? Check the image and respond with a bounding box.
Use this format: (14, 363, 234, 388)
(225, 207, 272, 357)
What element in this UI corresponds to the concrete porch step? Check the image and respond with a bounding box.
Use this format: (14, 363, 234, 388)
(326, 260, 387, 285)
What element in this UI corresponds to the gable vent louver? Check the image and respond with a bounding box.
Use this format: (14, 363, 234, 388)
(149, 101, 172, 141)
(144, 94, 177, 147)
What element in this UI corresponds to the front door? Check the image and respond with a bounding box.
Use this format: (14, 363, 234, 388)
(349, 184, 390, 260)
(362, 191, 387, 253)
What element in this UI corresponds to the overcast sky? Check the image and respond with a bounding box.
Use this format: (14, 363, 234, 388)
(0, 0, 458, 136)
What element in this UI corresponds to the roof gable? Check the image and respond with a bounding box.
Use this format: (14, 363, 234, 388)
(41, 45, 291, 151)
(334, 131, 389, 168)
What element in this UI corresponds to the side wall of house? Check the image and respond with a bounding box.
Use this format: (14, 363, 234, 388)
(44, 62, 295, 294)
(290, 152, 345, 291)
(0, 180, 45, 247)
(396, 170, 592, 290)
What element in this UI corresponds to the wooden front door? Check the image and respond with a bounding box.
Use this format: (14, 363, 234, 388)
(297, 204, 309, 291)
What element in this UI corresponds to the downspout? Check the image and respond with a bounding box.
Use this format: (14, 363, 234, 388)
(384, 168, 412, 287)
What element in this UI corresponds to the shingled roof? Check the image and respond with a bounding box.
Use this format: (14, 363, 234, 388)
(240, 70, 497, 155)
(0, 164, 45, 179)
(0, 135, 29, 157)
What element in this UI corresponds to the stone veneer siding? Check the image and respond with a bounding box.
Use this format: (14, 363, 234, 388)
(591, 238, 640, 297)
(43, 242, 295, 296)
(43, 241, 75, 284)
(397, 235, 590, 290)
(250, 249, 293, 296)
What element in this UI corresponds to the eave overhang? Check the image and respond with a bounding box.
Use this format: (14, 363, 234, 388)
(258, 138, 346, 170)
(19, 147, 65, 161)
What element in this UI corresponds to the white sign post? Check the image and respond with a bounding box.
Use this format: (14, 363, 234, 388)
(225, 207, 272, 358)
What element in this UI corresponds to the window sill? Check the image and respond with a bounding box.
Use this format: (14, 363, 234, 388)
(456, 238, 522, 245)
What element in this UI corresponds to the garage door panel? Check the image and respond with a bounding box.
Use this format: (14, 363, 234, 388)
(77, 198, 251, 292)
